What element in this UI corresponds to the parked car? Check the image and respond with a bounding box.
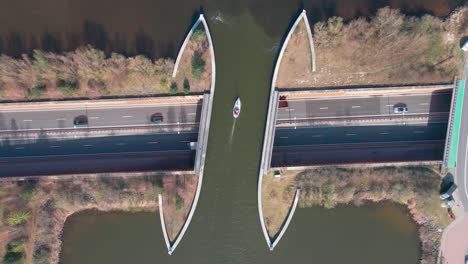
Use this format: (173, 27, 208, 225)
(150, 113, 164, 123)
(73, 115, 88, 126)
(393, 103, 409, 114)
(462, 39, 468, 51)
(440, 183, 457, 200)
(441, 196, 455, 208)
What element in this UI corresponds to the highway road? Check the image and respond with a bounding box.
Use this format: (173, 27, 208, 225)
(0, 101, 202, 131)
(455, 55, 468, 211)
(274, 122, 447, 146)
(277, 92, 452, 121)
(271, 140, 444, 167)
(0, 132, 197, 157)
(0, 150, 195, 177)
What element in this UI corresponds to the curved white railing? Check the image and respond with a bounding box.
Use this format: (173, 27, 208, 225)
(302, 11, 316, 72)
(172, 17, 202, 78)
(159, 13, 216, 255)
(270, 188, 301, 249)
(258, 10, 312, 251)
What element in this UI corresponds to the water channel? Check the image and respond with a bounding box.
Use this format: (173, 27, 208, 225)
(0, 0, 458, 263)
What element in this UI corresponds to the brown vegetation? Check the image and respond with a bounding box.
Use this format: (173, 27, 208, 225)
(261, 171, 297, 238)
(0, 46, 176, 101)
(0, 173, 197, 264)
(262, 166, 451, 264)
(277, 6, 467, 88)
(172, 25, 212, 94)
(276, 18, 314, 88)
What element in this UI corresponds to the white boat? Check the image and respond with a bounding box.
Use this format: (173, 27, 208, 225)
(233, 97, 241, 118)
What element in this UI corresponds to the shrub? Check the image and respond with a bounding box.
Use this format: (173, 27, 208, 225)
(6, 211, 31, 226)
(183, 78, 190, 94)
(170, 82, 178, 95)
(3, 239, 25, 264)
(175, 193, 184, 210)
(191, 51, 205, 80)
(160, 78, 168, 90)
(322, 182, 336, 209)
(57, 80, 78, 97)
(27, 85, 46, 99)
(191, 29, 204, 41)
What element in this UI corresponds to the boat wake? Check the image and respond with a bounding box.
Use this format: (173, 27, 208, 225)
(227, 118, 237, 153)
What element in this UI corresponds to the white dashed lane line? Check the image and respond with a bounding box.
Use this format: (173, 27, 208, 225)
(23, 119, 32, 122)
(82, 144, 93, 147)
(319, 107, 328, 110)
(122, 115, 133, 118)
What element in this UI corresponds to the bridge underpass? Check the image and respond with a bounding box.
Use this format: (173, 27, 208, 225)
(267, 85, 453, 168)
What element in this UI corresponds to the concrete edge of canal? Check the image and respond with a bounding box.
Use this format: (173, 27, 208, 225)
(257, 9, 314, 251)
(158, 13, 217, 255)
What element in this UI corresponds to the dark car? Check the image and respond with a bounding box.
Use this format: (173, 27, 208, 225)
(150, 113, 164, 123)
(73, 115, 88, 126)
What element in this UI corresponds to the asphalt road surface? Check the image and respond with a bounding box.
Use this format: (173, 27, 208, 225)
(277, 92, 452, 121)
(0, 132, 197, 157)
(455, 55, 468, 211)
(0, 150, 195, 177)
(0, 102, 202, 131)
(271, 140, 444, 167)
(274, 122, 447, 146)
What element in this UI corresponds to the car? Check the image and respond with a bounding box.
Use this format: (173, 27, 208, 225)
(150, 113, 163, 123)
(73, 115, 88, 126)
(393, 104, 409, 114)
(440, 183, 457, 200)
(462, 40, 468, 52)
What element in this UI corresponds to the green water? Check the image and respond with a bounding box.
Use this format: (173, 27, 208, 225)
(57, 5, 423, 263)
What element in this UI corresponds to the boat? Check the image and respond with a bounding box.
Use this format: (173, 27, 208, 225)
(233, 97, 241, 118)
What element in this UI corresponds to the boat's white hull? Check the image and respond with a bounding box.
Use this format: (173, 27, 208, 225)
(233, 97, 241, 118)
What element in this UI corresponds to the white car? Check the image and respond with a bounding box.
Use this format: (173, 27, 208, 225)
(463, 40, 468, 52)
(394, 106, 408, 114)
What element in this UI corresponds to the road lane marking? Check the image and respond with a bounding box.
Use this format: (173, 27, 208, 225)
(345, 133, 356, 136)
(147, 141, 158, 144)
(379, 132, 390, 135)
(280, 136, 288, 139)
(351, 106, 361, 108)
(15, 147, 24, 150)
(319, 107, 328, 110)
(122, 115, 133, 118)
(115, 143, 126, 146)
(419, 103, 429, 106)
(311, 135, 322, 137)
(385, 104, 393, 107)
(82, 144, 93, 147)
(56, 118, 66, 121)
(188, 113, 196, 115)
(288, 109, 295, 111)
(413, 131, 425, 134)
(22, 119, 32, 122)
(50, 145, 60, 148)
(89, 116, 99, 120)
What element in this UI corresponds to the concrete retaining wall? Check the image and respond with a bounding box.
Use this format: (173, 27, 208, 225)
(270, 188, 301, 250)
(158, 13, 216, 255)
(442, 79, 460, 168)
(257, 10, 309, 251)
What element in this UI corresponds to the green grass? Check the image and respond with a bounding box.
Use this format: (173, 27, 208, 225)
(27, 85, 46, 99)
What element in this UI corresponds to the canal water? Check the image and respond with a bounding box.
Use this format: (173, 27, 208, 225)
(1, 0, 456, 263)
